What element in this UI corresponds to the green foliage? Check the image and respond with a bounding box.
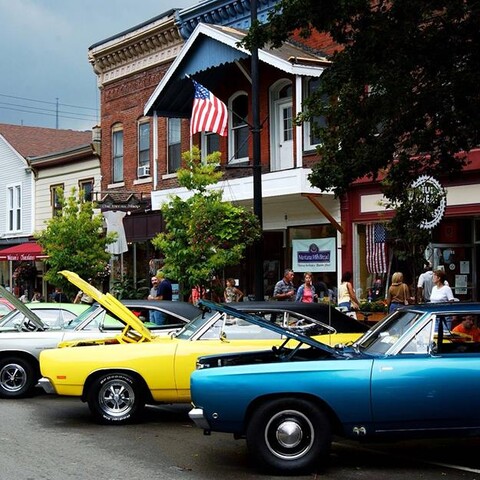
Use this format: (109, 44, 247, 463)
(35, 188, 116, 298)
(359, 299, 387, 313)
(111, 276, 149, 300)
(250, 0, 479, 199)
(152, 147, 261, 296)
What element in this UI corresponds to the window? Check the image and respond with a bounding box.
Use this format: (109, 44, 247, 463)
(168, 118, 182, 174)
(138, 121, 150, 177)
(229, 93, 249, 163)
(7, 184, 21, 232)
(50, 184, 64, 217)
(79, 179, 94, 202)
(112, 126, 124, 183)
(303, 77, 327, 150)
(201, 132, 220, 159)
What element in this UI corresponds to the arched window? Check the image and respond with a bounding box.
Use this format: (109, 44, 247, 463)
(229, 92, 249, 163)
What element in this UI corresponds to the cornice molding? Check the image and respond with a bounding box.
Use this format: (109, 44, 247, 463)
(177, 0, 279, 39)
(89, 17, 183, 87)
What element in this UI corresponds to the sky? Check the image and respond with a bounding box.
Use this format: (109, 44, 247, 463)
(0, 0, 196, 131)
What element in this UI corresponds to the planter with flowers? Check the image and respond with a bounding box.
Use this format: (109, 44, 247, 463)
(358, 299, 388, 323)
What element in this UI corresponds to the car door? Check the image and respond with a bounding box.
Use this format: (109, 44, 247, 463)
(370, 318, 480, 432)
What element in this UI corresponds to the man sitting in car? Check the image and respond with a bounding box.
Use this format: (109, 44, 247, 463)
(452, 315, 480, 342)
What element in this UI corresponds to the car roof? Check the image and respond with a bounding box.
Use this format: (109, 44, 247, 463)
(229, 301, 369, 333)
(117, 299, 200, 319)
(199, 300, 337, 353)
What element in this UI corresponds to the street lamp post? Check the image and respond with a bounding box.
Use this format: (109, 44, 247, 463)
(251, 0, 264, 301)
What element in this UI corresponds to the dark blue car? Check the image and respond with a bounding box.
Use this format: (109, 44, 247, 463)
(189, 301, 480, 474)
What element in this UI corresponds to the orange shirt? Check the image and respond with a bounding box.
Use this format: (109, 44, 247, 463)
(452, 323, 480, 342)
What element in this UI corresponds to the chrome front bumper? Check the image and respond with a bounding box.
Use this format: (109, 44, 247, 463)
(188, 407, 211, 430)
(37, 377, 56, 394)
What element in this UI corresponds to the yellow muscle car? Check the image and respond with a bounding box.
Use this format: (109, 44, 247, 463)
(39, 271, 366, 425)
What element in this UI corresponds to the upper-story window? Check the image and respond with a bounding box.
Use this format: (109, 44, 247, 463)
(50, 184, 64, 218)
(7, 184, 21, 232)
(303, 77, 327, 151)
(79, 179, 94, 203)
(138, 121, 150, 178)
(112, 125, 124, 183)
(168, 118, 182, 174)
(228, 92, 249, 163)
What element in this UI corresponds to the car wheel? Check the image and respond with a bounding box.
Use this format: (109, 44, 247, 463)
(246, 398, 331, 474)
(0, 357, 36, 398)
(87, 373, 145, 425)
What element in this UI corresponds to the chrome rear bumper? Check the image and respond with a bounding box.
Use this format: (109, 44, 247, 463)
(37, 377, 56, 394)
(188, 407, 211, 430)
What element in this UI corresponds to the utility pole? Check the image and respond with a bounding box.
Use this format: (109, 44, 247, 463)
(251, 0, 264, 300)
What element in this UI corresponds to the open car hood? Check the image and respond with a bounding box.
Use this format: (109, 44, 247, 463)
(198, 299, 338, 354)
(0, 284, 46, 330)
(60, 270, 152, 342)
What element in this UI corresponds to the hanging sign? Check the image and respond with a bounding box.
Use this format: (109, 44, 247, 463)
(292, 238, 336, 272)
(409, 175, 446, 230)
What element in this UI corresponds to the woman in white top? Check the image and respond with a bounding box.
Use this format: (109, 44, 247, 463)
(429, 269, 454, 303)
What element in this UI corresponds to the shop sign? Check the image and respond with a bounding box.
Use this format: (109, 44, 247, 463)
(410, 175, 446, 230)
(292, 238, 336, 272)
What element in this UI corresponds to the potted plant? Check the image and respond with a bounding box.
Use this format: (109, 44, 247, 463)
(358, 299, 388, 322)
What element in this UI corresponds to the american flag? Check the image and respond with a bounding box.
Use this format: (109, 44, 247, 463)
(366, 223, 387, 274)
(190, 80, 228, 137)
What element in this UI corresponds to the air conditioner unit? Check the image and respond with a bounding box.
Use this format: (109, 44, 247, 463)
(137, 165, 150, 178)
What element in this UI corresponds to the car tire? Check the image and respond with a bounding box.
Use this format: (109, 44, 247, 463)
(0, 356, 37, 398)
(87, 373, 145, 425)
(246, 398, 331, 474)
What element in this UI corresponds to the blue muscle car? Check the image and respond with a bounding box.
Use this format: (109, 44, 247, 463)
(189, 301, 480, 474)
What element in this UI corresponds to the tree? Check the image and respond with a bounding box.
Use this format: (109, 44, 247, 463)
(36, 188, 116, 298)
(249, 0, 480, 201)
(151, 147, 261, 298)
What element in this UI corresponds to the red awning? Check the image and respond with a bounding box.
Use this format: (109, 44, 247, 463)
(0, 242, 47, 261)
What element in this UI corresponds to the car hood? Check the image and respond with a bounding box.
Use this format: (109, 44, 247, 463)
(59, 270, 152, 343)
(198, 299, 338, 355)
(0, 284, 46, 330)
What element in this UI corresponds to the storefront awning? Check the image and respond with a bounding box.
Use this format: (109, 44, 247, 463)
(0, 242, 47, 261)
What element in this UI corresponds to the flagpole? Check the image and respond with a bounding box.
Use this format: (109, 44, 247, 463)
(251, 0, 264, 301)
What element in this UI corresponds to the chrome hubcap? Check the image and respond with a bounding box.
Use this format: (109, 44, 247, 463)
(98, 379, 135, 417)
(276, 420, 303, 448)
(0, 363, 27, 392)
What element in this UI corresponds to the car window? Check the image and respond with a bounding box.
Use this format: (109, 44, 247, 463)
(435, 313, 480, 354)
(32, 308, 77, 328)
(0, 304, 12, 317)
(64, 305, 100, 330)
(401, 320, 433, 354)
(128, 307, 185, 329)
(175, 310, 218, 340)
(359, 310, 420, 355)
(0, 310, 24, 329)
(199, 314, 282, 340)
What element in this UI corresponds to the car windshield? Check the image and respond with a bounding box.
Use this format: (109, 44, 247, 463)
(63, 305, 102, 330)
(175, 309, 219, 340)
(355, 309, 422, 355)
